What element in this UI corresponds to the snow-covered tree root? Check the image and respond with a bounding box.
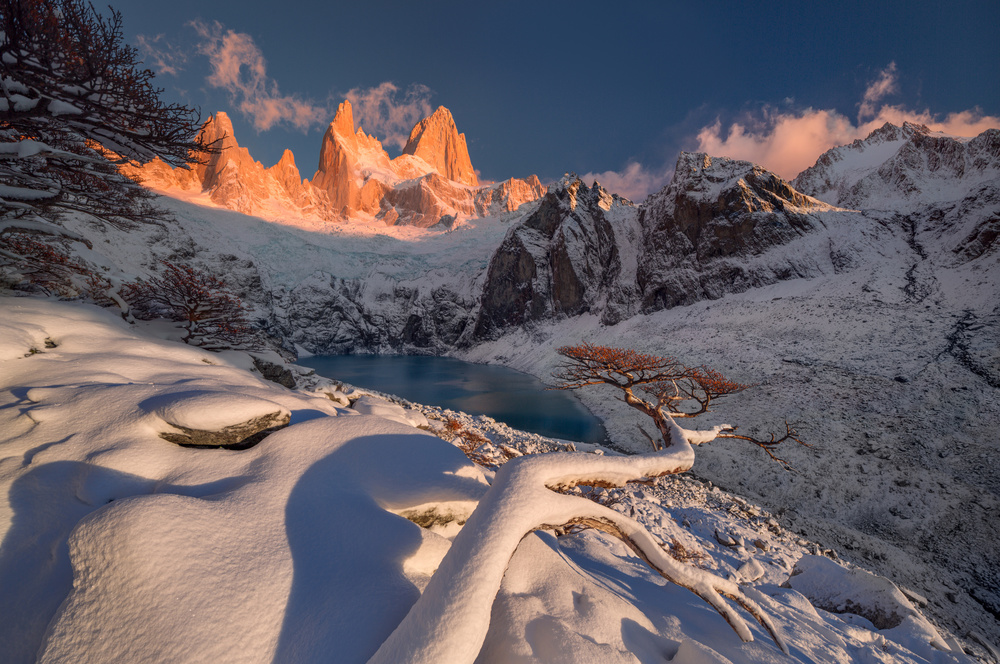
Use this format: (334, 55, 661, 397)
(368, 433, 788, 663)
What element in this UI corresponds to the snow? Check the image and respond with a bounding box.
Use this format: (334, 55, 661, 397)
(3, 117, 996, 660)
(143, 390, 291, 431)
(47, 99, 83, 116)
(0, 183, 58, 200)
(0, 297, 978, 663)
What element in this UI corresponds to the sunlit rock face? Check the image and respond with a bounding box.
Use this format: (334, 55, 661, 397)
(312, 99, 403, 217)
(401, 106, 479, 186)
(126, 111, 328, 217)
(133, 99, 544, 227)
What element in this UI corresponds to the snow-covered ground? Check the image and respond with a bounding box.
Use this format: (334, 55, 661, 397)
(0, 296, 980, 662)
(460, 263, 1000, 654)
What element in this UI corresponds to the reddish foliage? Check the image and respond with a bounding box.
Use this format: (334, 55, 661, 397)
(0, 232, 84, 295)
(554, 343, 807, 467)
(123, 260, 258, 351)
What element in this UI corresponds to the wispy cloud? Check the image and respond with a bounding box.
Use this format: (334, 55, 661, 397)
(859, 62, 899, 120)
(695, 65, 1000, 180)
(190, 20, 329, 132)
(136, 33, 188, 77)
(579, 162, 674, 203)
(346, 82, 435, 150)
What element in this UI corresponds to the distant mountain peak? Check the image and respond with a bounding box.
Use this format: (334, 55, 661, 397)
(330, 100, 355, 138)
(402, 105, 478, 186)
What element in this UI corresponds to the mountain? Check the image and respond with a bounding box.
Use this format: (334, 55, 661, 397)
(401, 106, 478, 186)
(794, 122, 1000, 261)
(638, 152, 851, 312)
(128, 111, 327, 217)
(473, 177, 641, 339)
(131, 103, 544, 228)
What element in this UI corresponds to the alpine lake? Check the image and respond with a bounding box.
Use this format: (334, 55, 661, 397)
(297, 354, 608, 445)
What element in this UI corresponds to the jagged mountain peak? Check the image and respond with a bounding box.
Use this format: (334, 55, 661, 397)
(661, 152, 829, 216)
(793, 123, 1000, 212)
(402, 105, 478, 187)
(128, 102, 542, 226)
(549, 174, 626, 213)
(330, 100, 355, 138)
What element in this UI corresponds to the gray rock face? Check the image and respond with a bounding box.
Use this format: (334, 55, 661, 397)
(276, 272, 477, 355)
(240, 128, 998, 356)
(793, 123, 1000, 264)
(473, 178, 637, 340)
(159, 410, 290, 449)
(252, 356, 296, 389)
(637, 153, 837, 312)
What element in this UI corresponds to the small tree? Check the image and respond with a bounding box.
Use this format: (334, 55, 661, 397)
(554, 343, 805, 467)
(123, 261, 258, 351)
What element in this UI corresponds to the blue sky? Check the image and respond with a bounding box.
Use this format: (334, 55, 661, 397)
(119, 0, 1000, 199)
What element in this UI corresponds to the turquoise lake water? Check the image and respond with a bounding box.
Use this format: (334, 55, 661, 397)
(298, 354, 608, 444)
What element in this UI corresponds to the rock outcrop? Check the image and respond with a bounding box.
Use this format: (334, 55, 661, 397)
(793, 122, 1000, 261)
(401, 106, 478, 186)
(637, 152, 846, 312)
(473, 177, 639, 339)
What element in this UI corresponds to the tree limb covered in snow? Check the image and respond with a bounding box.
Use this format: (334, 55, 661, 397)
(1, 0, 213, 167)
(369, 441, 788, 663)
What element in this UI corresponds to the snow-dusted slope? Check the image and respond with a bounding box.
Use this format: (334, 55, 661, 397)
(5, 121, 999, 658)
(793, 122, 1000, 262)
(0, 297, 977, 663)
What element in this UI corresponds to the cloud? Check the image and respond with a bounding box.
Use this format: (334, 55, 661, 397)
(579, 162, 674, 202)
(346, 82, 435, 150)
(695, 65, 1000, 180)
(136, 34, 187, 77)
(190, 20, 328, 132)
(859, 62, 898, 120)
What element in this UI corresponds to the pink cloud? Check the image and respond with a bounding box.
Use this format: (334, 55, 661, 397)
(695, 65, 1000, 180)
(579, 162, 674, 203)
(859, 62, 899, 120)
(191, 20, 328, 133)
(346, 82, 435, 150)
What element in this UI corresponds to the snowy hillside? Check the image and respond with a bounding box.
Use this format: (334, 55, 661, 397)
(0, 297, 977, 663)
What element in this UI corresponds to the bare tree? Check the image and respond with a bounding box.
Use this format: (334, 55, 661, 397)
(1, 0, 210, 168)
(554, 343, 807, 467)
(371, 437, 789, 663)
(123, 261, 259, 351)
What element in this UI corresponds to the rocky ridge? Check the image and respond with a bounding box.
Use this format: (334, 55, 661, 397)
(132, 103, 544, 228)
(794, 122, 1000, 262)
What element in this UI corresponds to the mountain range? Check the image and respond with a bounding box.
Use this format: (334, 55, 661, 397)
(132, 101, 545, 227)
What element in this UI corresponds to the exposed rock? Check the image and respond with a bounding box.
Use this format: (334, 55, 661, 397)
(401, 106, 478, 186)
(160, 410, 290, 449)
(637, 152, 840, 312)
(147, 391, 292, 448)
(473, 177, 638, 339)
(252, 356, 296, 389)
(793, 123, 1000, 264)
(130, 102, 544, 228)
(276, 273, 478, 355)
